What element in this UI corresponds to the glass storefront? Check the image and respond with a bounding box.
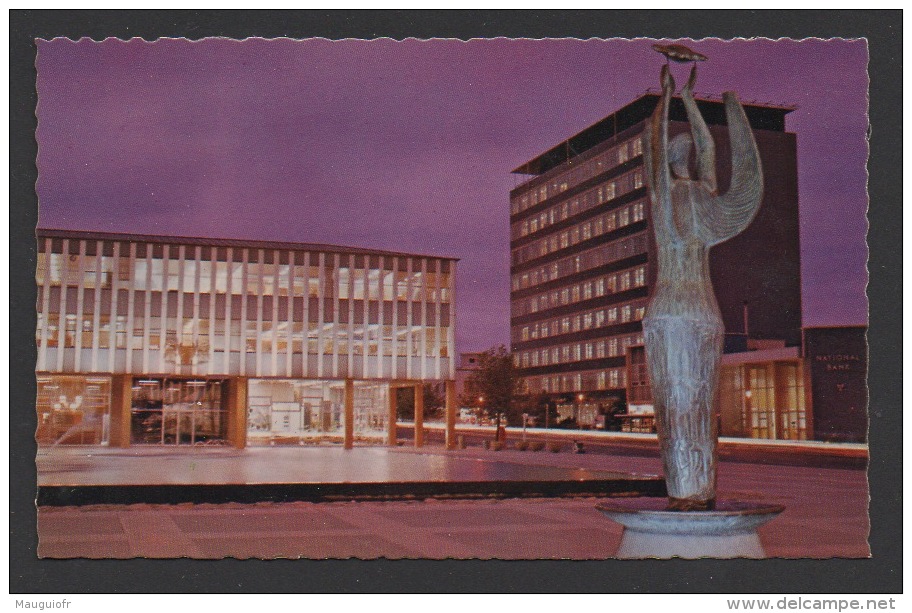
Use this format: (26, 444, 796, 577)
(36, 375, 111, 445)
(130, 378, 228, 445)
(719, 362, 808, 441)
(247, 379, 389, 446)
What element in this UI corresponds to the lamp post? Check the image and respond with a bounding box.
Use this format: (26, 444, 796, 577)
(522, 412, 529, 441)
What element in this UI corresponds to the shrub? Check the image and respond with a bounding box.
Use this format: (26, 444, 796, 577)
(547, 441, 563, 453)
(515, 440, 529, 451)
(492, 441, 505, 451)
(529, 441, 545, 452)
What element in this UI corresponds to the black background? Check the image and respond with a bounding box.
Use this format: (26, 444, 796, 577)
(9, 10, 902, 594)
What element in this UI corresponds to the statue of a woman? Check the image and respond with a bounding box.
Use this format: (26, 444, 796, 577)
(643, 64, 763, 511)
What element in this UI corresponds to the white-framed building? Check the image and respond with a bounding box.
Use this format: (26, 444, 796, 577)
(35, 229, 459, 449)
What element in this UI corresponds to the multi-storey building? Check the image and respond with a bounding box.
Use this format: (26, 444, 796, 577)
(509, 93, 803, 436)
(35, 229, 458, 449)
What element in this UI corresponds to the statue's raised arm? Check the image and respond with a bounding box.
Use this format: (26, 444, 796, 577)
(681, 65, 718, 194)
(696, 91, 764, 246)
(643, 64, 679, 245)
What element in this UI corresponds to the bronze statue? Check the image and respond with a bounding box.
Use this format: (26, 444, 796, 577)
(642, 62, 763, 511)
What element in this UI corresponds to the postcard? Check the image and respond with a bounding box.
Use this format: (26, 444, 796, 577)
(33, 36, 869, 560)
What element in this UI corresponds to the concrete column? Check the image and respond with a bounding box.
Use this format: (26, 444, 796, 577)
(344, 378, 354, 449)
(109, 374, 132, 448)
(37, 238, 52, 372)
(413, 383, 424, 448)
(225, 377, 248, 449)
(445, 380, 457, 449)
(387, 385, 398, 446)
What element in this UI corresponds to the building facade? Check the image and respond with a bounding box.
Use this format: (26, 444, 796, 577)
(802, 326, 868, 443)
(509, 93, 803, 436)
(35, 229, 458, 449)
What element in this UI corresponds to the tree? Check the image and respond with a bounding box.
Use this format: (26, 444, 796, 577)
(396, 384, 445, 420)
(461, 345, 522, 440)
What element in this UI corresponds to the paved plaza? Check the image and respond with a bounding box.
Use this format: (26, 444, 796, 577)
(36, 444, 870, 559)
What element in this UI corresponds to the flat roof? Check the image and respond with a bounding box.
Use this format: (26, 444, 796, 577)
(513, 92, 796, 177)
(36, 228, 459, 261)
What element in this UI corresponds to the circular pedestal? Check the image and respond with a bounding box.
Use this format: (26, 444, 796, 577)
(596, 498, 784, 559)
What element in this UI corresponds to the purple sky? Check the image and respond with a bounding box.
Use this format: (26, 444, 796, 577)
(36, 38, 869, 353)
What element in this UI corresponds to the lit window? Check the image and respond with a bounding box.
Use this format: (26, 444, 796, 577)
(620, 272, 631, 291)
(607, 276, 617, 293)
(619, 208, 630, 227)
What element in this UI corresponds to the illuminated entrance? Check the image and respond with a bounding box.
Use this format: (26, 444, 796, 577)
(130, 378, 228, 445)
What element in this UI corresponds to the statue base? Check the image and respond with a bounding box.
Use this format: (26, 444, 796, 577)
(596, 498, 784, 559)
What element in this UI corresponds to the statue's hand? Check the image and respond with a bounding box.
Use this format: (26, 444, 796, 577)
(661, 64, 675, 93)
(683, 65, 697, 98)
